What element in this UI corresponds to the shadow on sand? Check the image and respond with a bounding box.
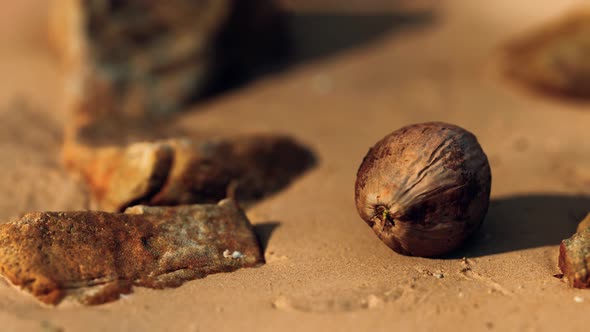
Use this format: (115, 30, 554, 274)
(253, 221, 281, 254)
(446, 194, 590, 258)
(199, 10, 436, 100)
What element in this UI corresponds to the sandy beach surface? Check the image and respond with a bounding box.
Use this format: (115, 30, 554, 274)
(0, 0, 589, 331)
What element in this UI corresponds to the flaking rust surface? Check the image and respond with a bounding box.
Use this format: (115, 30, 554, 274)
(52, 0, 289, 147)
(65, 141, 174, 211)
(576, 213, 590, 233)
(66, 135, 315, 212)
(559, 213, 590, 288)
(149, 135, 316, 206)
(0, 199, 263, 305)
(52, 0, 231, 122)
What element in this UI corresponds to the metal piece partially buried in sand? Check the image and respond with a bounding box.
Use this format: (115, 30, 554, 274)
(0, 199, 263, 305)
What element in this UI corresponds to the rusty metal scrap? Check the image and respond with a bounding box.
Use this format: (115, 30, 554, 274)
(0, 199, 263, 305)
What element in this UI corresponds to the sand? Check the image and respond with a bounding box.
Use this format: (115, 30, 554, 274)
(0, 0, 589, 331)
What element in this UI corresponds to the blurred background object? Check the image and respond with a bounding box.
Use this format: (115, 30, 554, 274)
(503, 7, 590, 101)
(0, 0, 437, 123)
(279, 0, 436, 13)
(50, 0, 289, 143)
(43, 0, 434, 148)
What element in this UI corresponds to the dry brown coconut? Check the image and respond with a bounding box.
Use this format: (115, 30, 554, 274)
(0, 199, 263, 305)
(502, 8, 590, 100)
(65, 135, 315, 212)
(355, 122, 491, 257)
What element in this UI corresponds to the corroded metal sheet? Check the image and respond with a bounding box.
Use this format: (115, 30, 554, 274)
(0, 199, 263, 305)
(559, 213, 590, 289)
(67, 135, 315, 212)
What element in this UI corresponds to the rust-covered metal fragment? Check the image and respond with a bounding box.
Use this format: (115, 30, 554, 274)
(51, 0, 289, 131)
(148, 135, 316, 206)
(67, 142, 174, 211)
(559, 213, 590, 288)
(67, 135, 315, 212)
(576, 213, 590, 233)
(502, 9, 590, 100)
(52, 0, 230, 122)
(0, 199, 263, 305)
